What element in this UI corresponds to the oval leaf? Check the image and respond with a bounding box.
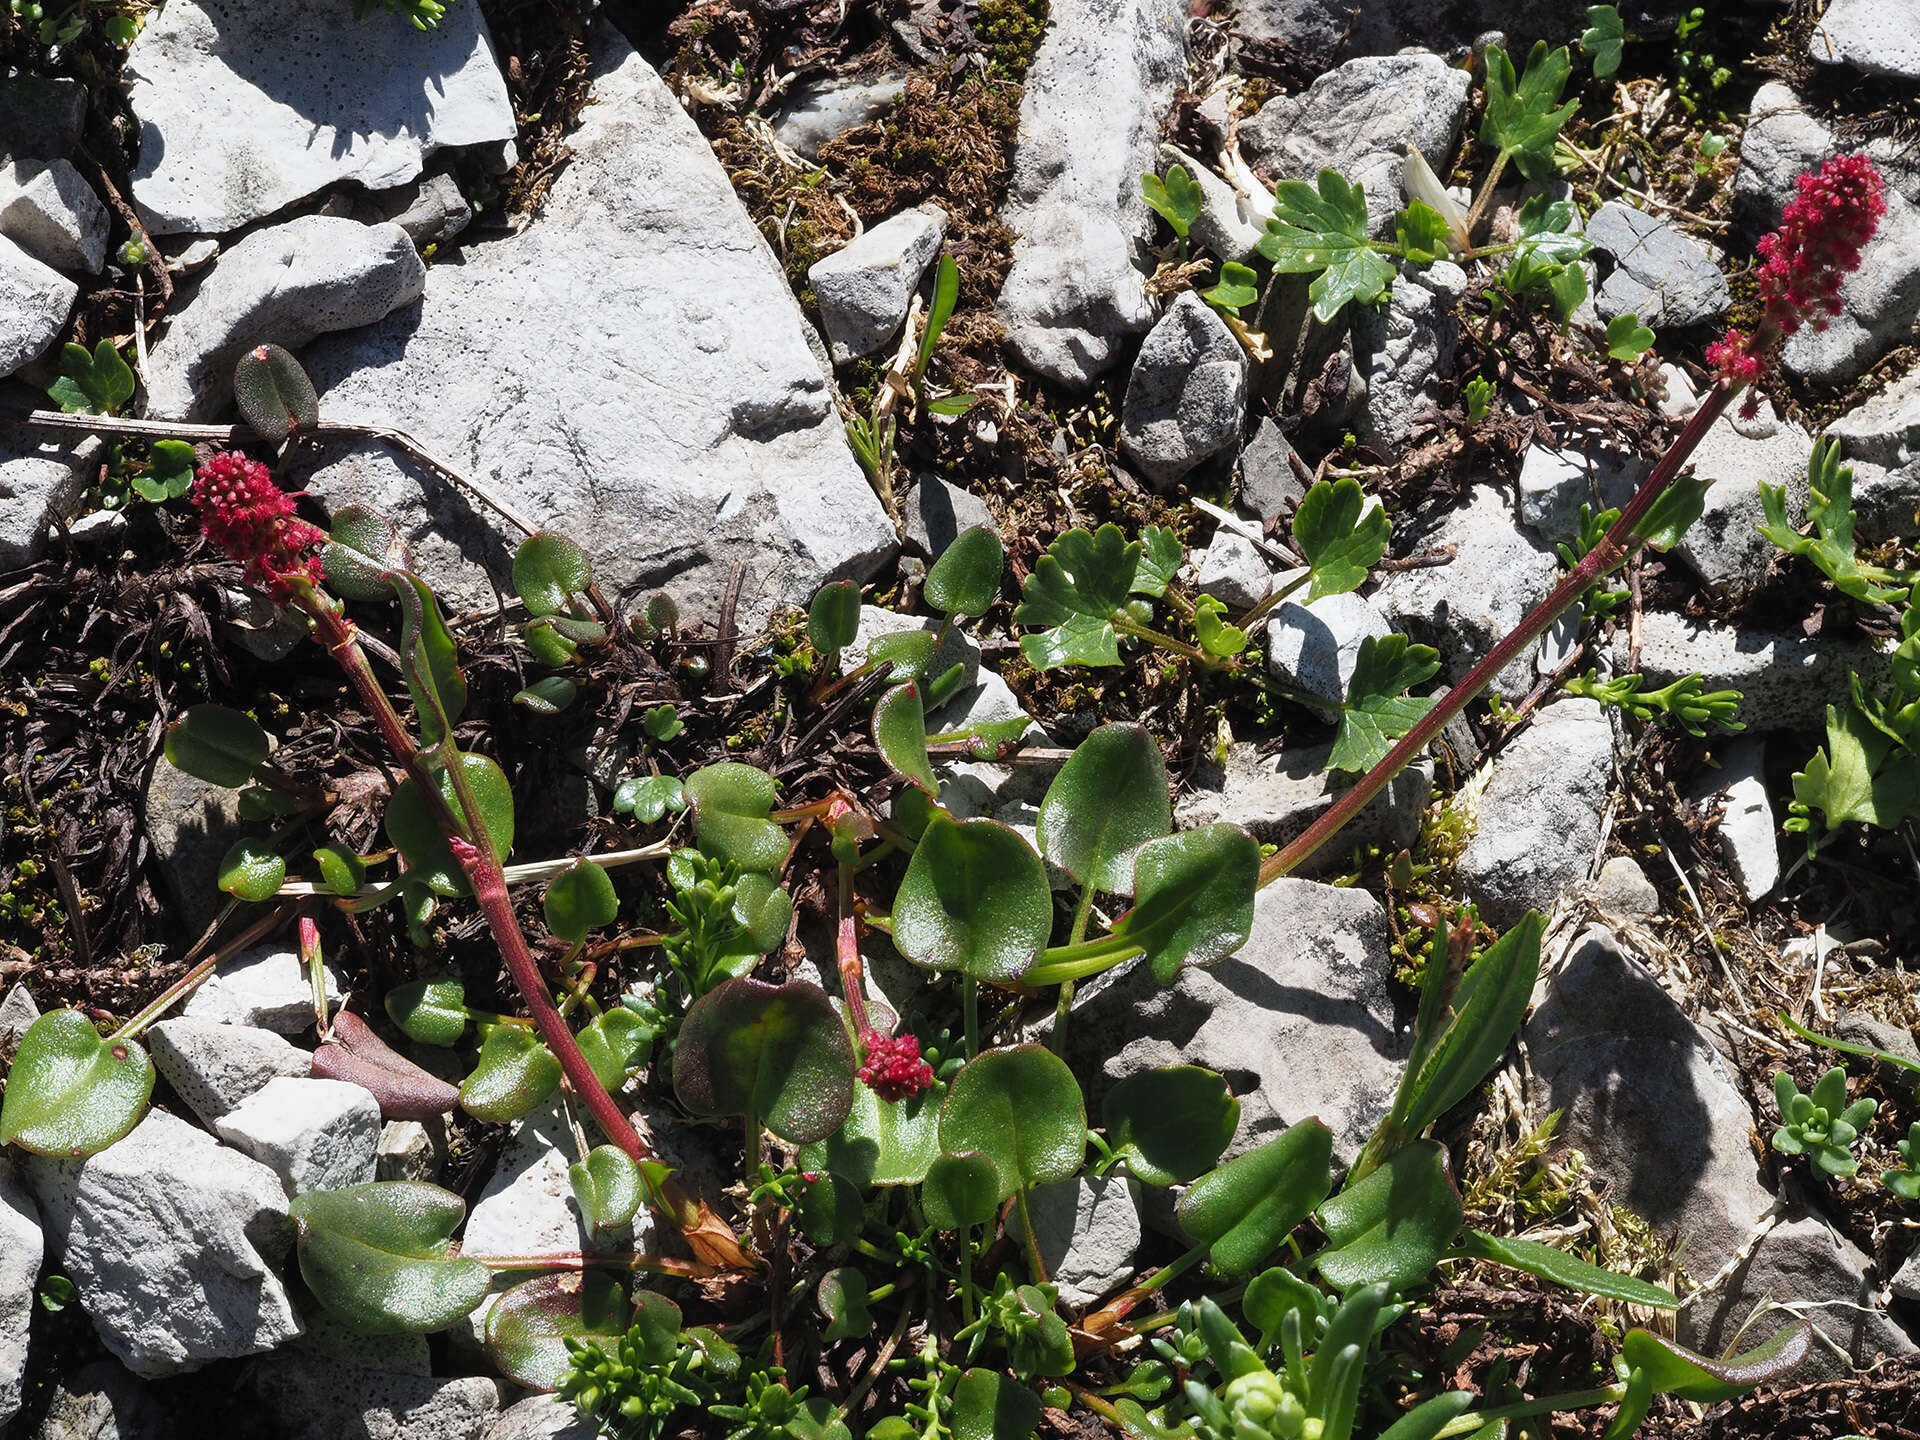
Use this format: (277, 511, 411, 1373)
(925, 525, 1004, 619)
(1037, 723, 1171, 895)
(818, 1267, 872, 1344)
(486, 1270, 628, 1390)
(893, 816, 1052, 983)
(1102, 1066, 1241, 1186)
(1177, 1118, 1333, 1278)
(576, 1007, 653, 1092)
(809, 580, 862, 653)
(311, 1011, 460, 1120)
(799, 1082, 945, 1188)
(513, 676, 578, 714)
(384, 752, 515, 897)
(1316, 1139, 1462, 1294)
(873, 683, 936, 792)
(460, 1023, 562, 1123)
(289, 1181, 490, 1335)
(512, 532, 592, 618)
(939, 1045, 1086, 1199)
(684, 763, 788, 874)
(951, 1368, 1041, 1440)
(383, 977, 468, 1047)
(218, 835, 286, 902)
(233, 343, 319, 442)
(568, 1146, 644, 1232)
(672, 979, 855, 1144)
(164, 704, 269, 788)
(865, 628, 937, 682)
(922, 1150, 1002, 1230)
(313, 843, 366, 897)
(544, 860, 618, 943)
(732, 872, 793, 954)
(0, 1010, 154, 1157)
(1112, 824, 1260, 984)
(322, 506, 411, 603)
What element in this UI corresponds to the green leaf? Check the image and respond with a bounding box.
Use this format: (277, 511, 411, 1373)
(925, 525, 1004, 618)
(1606, 313, 1655, 361)
(1548, 259, 1589, 322)
(1620, 1322, 1812, 1401)
(512, 676, 577, 714)
(1602, 1365, 1653, 1440)
(892, 815, 1052, 982)
(1201, 261, 1261, 313)
(1481, 42, 1579, 180)
(1015, 525, 1141, 670)
(612, 775, 686, 823)
(46, 341, 135, 415)
(1311, 1284, 1389, 1440)
(818, 1267, 872, 1344)
(1254, 169, 1397, 322)
(1581, 4, 1626, 79)
(684, 763, 788, 873)
(218, 835, 286, 902)
(1140, 165, 1203, 239)
(939, 1045, 1087, 1199)
(321, 505, 411, 602)
(1504, 195, 1591, 305)
(1316, 1140, 1462, 1292)
(543, 860, 618, 943)
(0, 1010, 154, 1157)
(673, 978, 855, 1143)
(487, 1270, 627, 1389)
(927, 394, 982, 416)
(1102, 1066, 1241, 1185)
(873, 683, 937, 793)
(568, 1148, 645, 1232)
(800, 1082, 946, 1187)
(233, 344, 320, 442)
(1634, 475, 1708, 551)
(576, 1007, 653, 1092)
(732, 872, 794, 953)
(1037, 722, 1171, 894)
(1393, 202, 1453, 263)
(951, 1368, 1042, 1440)
(1193, 595, 1249, 657)
(459, 1023, 562, 1123)
(289, 1182, 489, 1334)
(384, 752, 515, 897)
(1329, 634, 1441, 773)
(1792, 699, 1920, 835)
(138, 439, 199, 502)
(384, 976, 468, 1047)
(313, 843, 366, 897)
(1294, 478, 1390, 601)
(1380, 1393, 1479, 1440)
(1134, 526, 1184, 599)
(809, 580, 862, 654)
(922, 1150, 1003, 1228)
(918, 253, 962, 380)
(511, 532, 593, 618)
(389, 572, 467, 747)
(867, 629, 939, 682)
(1176, 1118, 1334, 1278)
(164, 704, 269, 787)
(1454, 1230, 1678, 1307)
(523, 618, 578, 667)
(1761, 438, 1911, 605)
(1111, 824, 1259, 983)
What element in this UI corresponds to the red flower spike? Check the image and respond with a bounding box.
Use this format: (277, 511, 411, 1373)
(191, 452, 326, 599)
(856, 1029, 934, 1103)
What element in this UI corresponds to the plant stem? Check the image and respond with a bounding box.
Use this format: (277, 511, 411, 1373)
(109, 903, 294, 1041)
(1050, 886, 1098, 1054)
(1022, 934, 1143, 988)
(961, 975, 979, 1060)
(465, 1251, 718, 1280)
(837, 865, 874, 1037)
(1462, 149, 1511, 244)
(1081, 1241, 1207, 1335)
(1014, 1187, 1049, 1286)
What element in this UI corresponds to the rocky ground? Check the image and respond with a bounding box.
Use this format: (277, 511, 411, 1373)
(3, 0, 1920, 1437)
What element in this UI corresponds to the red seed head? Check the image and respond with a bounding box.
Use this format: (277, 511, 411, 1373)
(191, 452, 325, 599)
(856, 1029, 934, 1103)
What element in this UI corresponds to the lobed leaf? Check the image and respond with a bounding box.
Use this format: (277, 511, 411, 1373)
(1015, 525, 1140, 670)
(1481, 42, 1579, 179)
(1255, 169, 1396, 322)
(1329, 634, 1441, 773)
(1294, 477, 1390, 601)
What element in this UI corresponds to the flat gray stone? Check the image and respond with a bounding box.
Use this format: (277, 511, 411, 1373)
(0, 77, 87, 163)
(1030, 1174, 1142, 1309)
(0, 981, 40, 1064)
(1195, 530, 1272, 611)
(183, 943, 342, 1034)
(149, 1015, 312, 1125)
(1119, 292, 1248, 488)
(358, 172, 473, 249)
(213, 1076, 382, 1196)
(1459, 698, 1613, 927)
(124, 0, 515, 235)
(29, 1359, 164, 1440)
(141, 754, 248, 939)
(901, 474, 995, 559)
(809, 204, 946, 363)
(1731, 82, 1920, 220)
(1238, 417, 1305, 523)
(1266, 590, 1390, 717)
(1176, 741, 1431, 874)
(1619, 610, 1891, 733)
(0, 159, 110, 273)
(1591, 856, 1659, 920)
(1, 1167, 39, 1429)
(772, 72, 907, 160)
(0, 232, 75, 379)
(1690, 739, 1778, 903)
(376, 1118, 449, 1183)
(1353, 266, 1459, 457)
(1161, 142, 1268, 263)
(1670, 402, 1814, 595)
(483, 1395, 597, 1440)
(996, 0, 1189, 389)
(25, 1109, 302, 1378)
(1584, 201, 1728, 327)
(247, 1350, 501, 1440)
(297, 27, 893, 631)
(464, 1099, 649, 1263)
(1515, 440, 1641, 544)
(145, 216, 426, 420)
(0, 422, 97, 571)
(1781, 189, 1920, 386)
(1820, 369, 1920, 542)
(1810, 0, 1920, 82)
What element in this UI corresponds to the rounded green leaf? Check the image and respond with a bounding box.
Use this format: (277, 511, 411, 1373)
(925, 525, 1004, 618)
(795, 1170, 864, 1246)
(892, 816, 1052, 983)
(732, 872, 793, 954)
(322, 506, 410, 603)
(808, 580, 862, 653)
(384, 753, 515, 897)
(672, 979, 855, 1144)
(1102, 1066, 1241, 1186)
(1037, 723, 1171, 895)
(576, 1007, 652, 1092)
(164, 705, 269, 788)
(512, 532, 592, 618)
(939, 1045, 1086, 1200)
(1177, 1118, 1333, 1278)
(290, 1182, 490, 1335)
(543, 860, 618, 943)
(523, 618, 578, 667)
(384, 977, 468, 1047)
(1112, 824, 1260, 983)
(233, 343, 319, 442)
(513, 676, 578, 714)
(873, 683, 936, 792)
(568, 1146, 644, 1232)
(218, 836, 286, 902)
(799, 1081, 945, 1188)
(1315, 1139, 1462, 1293)
(818, 1267, 872, 1343)
(866, 628, 937, 682)
(486, 1270, 628, 1390)
(313, 843, 367, 897)
(0, 1009, 155, 1157)
(684, 763, 788, 874)
(613, 774, 687, 823)
(459, 1023, 562, 1123)
(922, 1150, 1002, 1230)
(951, 1368, 1041, 1440)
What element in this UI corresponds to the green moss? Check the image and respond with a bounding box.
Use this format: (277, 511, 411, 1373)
(973, 0, 1050, 81)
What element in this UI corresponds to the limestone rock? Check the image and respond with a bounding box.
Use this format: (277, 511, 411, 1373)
(141, 754, 248, 939)
(1266, 591, 1391, 717)
(808, 204, 946, 363)
(1583, 201, 1728, 327)
(464, 1099, 649, 1261)
(0, 422, 98, 571)
(839, 603, 980, 690)
(0, 232, 75, 379)
(1, 1167, 39, 1429)
(1690, 740, 1779, 903)
(1826, 366, 1920, 541)
(213, 1076, 382, 1196)
(1238, 417, 1305, 523)
(1591, 856, 1659, 921)
(1669, 402, 1815, 595)
(773, 73, 907, 160)
(1619, 611, 1890, 733)
(297, 27, 893, 631)
(183, 943, 342, 1034)
(29, 1360, 165, 1440)
(358, 173, 473, 249)
(1810, 0, 1920, 83)
(0, 981, 40, 1064)
(1176, 741, 1431, 874)
(1030, 1174, 1142, 1309)
(247, 1350, 501, 1440)
(901, 474, 995, 559)
(1194, 530, 1272, 611)
(149, 1015, 312, 1125)
(1353, 266, 1460, 457)
(124, 0, 515, 235)
(1515, 440, 1641, 544)
(1119, 292, 1248, 488)
(483, 1395, 597, 1440)
(0, 77, 87, 162)
(376, 1118, 449, 1183)
(0, 159, 109, 273)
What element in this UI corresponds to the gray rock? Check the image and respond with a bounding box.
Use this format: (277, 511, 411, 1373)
(360, 173, 473, 249)
(247, 1350, 501, 1440)
(183, 943, 343, 1034)
(772, 72, 907, 160)
(1680, 1210, 1915, 1379)
(1619, 610, 1891, 732)
(1515, 440, 1641, 544)
(376, 1118, 449, 1183)
(141, 754, 248, 938)
(1241, 53, 1472, 236)
(68, 508, 130, 546)
(1374, 485, 1559, 698)
(213, 1076, 382, 1197)
(0, 423, 97, 570)
(298, 28, 893, 631)
(1583, 201, 1728, 327)
(1353, 269, 1457, 457)
(1163, 143, 1270, 264)
(1781, 189, 1920, 386)
(30, 1360, 164, 1440)
(1827, 366, 1920, 541)
(1669, 402, 1814, 595)
(1591, 855, 1659, 920)
(0, 77, 87, 163)
(809, 204, 947, 363)
(124, 0, 515, 235)
(1810, 0, 1920, 82)
(901, 474, 995, 559)
(1, 1167, 39, 1429)
(1459, 699, 1612, 926)
(0, 981, 40, 1064)
(464, 1099, 648, 1262)
(149, 1015, 312, 1125)
(483, 1395, 597, 1440)
(1055, 879, 1405, 1163)
(1176, 741, 1431, 873)
(996, 0, 1189, 388)
(1030, 1174, 1142, 1309)
(0, 159, 110, 273)
(1691, 740, 1778, 903)
(1831, 1010, 1920, 1099)
(1732, 82, 1920, 216)
(1527, 927, 1775, 1277)
(1119, 292, 1248, 487)
(1238, 417, 1305, 523)
(1229, 0, 1596, 67)
(1266, 590, 1391, 715)
(0, 232, 76, 379)
(144, 216, 426, 420)
(292, 1304, 432, 1377)
(25, 1109, 302, 1377)
(1195, 531, 1272, 611)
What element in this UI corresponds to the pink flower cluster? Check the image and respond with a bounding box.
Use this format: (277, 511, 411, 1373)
(192, 452, 326, 599)
(1708, 152, 1886, 408)
(856, 1030, 934, 1103)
